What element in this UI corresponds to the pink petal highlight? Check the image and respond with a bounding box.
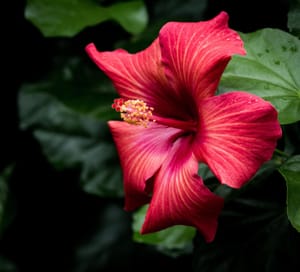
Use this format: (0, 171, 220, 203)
(195, 92, 282, 188)
(158, 11, 246, 101)
(108, 121, 183, 210)
(141, 136, 224, 242)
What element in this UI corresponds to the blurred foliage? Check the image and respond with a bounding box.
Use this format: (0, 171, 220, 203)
(20, 57, 119, 120)
(0, 166, 15, 237)
(25, 0, 148, 37)
(288, 0, 300, 37)
(19, 90, 123, 197)
(0, 256, 17, 272)
(2, 0, 300, 271)
(192, 173, 300, 272)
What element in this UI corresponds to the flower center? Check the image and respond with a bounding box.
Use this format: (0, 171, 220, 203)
(112, 98, 197, 132)
(112, 98, 154, 127)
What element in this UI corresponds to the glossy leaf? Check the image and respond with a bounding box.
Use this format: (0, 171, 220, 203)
(18, 91, 123, 197)
(220, 28, 300, 124)
(25, 0, 148, 37)
(132, 205, 196, 257)
(279, 155, 300, 232)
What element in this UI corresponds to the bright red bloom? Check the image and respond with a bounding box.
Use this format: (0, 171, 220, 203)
(85, 11, 282, 242)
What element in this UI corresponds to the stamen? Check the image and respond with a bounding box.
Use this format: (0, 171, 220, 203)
(112, 98, 154, 127)
(112, 98, 197, 131)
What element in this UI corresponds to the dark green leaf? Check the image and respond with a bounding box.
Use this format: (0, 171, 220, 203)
(220, 29, 300, 124)
(279, 155, 300, 232)
(19, 91, 123, 197)
(288, 0, 300, 37)
(193, 172, 300, 272)
(116, 0, 208, 52)
(152, 0, 207, 22)
(132, 205, 196, 257)
(281, 122, 300, 155)
(0, 165, 15, 236)
(0, 256, 17, 272)
(25, 0, 148, 37)
(21, 57, 118, 121)
(73, 203, 133, 272)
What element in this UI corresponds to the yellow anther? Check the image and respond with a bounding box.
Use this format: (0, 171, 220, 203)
(112, 98, 154, 127)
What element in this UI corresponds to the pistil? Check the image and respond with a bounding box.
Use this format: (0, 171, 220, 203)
(112, 98, 197, 131)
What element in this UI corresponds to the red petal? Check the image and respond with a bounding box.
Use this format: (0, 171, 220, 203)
(85, 42, 172, 112)
(159, 11, 246, 101)
(108, 121, 183, 210)
(194, 92, 282, 188)
(141, 136, 224, 242)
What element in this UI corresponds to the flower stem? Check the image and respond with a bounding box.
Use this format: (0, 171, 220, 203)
(274, 149, 289, 158)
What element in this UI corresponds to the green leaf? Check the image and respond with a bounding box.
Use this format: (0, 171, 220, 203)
(25, 0, 148, 37)
(132, 205, 196, 257)
(21, 57, 118, 121)
(18, 90, 123, 198)
(279, 155, 300, 232)
(220, 28, 300, 124)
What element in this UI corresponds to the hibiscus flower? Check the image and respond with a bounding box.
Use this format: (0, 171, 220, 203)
(85, 11, 282, 242)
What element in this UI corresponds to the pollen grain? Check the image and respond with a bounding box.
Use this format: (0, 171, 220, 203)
(112, 98, 154, 127)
